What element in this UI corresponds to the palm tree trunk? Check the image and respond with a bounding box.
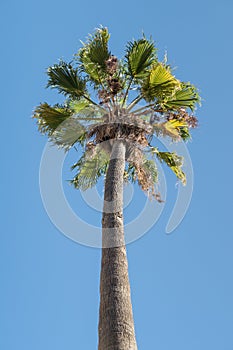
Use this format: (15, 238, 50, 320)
(98, 140, 137, 350)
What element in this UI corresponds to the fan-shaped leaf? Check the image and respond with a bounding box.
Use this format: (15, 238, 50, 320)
(33, 103, 72, 136)
(51, 117, 87, 150)
(141, 63, 180, 102)
(78, 27, 111, 84)
(47, 61, 87, 98)
(160, 83, 200, 111)
(69, 99, 105, 121)
(125, 38, 157, 79)
(33, 102, 87, 149)
(71, 147, 109, 190)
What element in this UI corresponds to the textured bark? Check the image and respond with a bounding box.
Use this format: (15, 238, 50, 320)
(98, 141, 137, 350)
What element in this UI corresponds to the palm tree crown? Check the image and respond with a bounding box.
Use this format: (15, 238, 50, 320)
(33, 26, 200, 200)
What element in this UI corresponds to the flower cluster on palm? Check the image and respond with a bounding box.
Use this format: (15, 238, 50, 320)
(33, 26, 200, 200)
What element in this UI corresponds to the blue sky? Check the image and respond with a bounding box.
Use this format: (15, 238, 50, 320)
(1, 0, 233, 349)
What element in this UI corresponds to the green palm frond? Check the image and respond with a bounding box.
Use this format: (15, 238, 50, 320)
(51, 117, 87, 150)
(71, 147, 109, 190)
(125, 38, 157, 79)
(179, 124, 191, 140)
(154, 149, 186, 184)
(159, 83, 201, 111)
(33, 103, 73, 136)
(69, 99, 105, 120)
(47, 61, 87, 98)
(141, 63, 181, 102)
(78, 27, 111, 84)
(33, 102, 87, 149)
(69, 99, 90, 113)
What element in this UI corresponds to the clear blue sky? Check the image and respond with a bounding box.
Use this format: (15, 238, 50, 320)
(1, 0, 233, 349)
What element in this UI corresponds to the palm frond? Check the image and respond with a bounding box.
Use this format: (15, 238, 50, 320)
(47, 61, 87, 98)
(125, 145, 159, 198)
(135, 157, 162, 200)
(33, 103, 73, 136)
(78, 27, 111, 84)
(159, 83, 201, 111)
(71, 147, 109, 190)
(125, 38, 157, 79)
(163, 119, 190, 140)
(141, 63, 181, 102)
(178, 124, 191, 141)
(69, 99, 90, 113)
(51, 117, 87, 150)
(140, 158, 158, 183)
(69, 99, 105, 120)
(155, 149, 186, 184)
(152, 119, 191, 141)
(33, 102, 87, 149)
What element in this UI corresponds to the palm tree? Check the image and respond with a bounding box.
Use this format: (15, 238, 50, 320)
(33, 27, 200, 349)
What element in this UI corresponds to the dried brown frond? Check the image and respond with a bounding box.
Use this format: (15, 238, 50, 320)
(88, 115, 152, 147)
(166, 108, 198, 128)
(126, 145, 162, 201)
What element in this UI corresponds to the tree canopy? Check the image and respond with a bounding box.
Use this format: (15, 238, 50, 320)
(33, 26, 200, 200)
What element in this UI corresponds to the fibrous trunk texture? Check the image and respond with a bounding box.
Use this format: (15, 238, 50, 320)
(98, 140, 137, 350)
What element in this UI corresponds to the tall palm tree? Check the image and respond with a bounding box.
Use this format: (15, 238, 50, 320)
(33, 27, 200, 349)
